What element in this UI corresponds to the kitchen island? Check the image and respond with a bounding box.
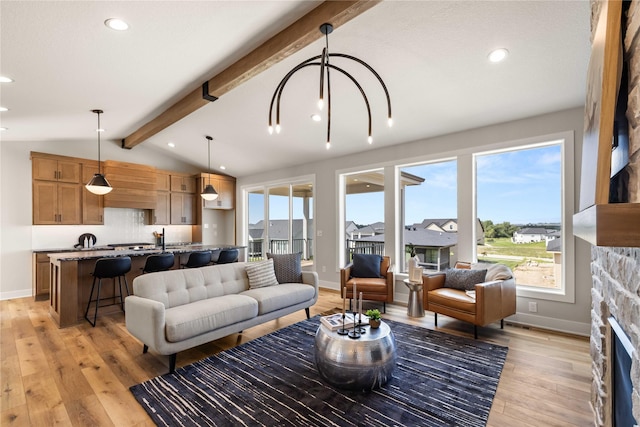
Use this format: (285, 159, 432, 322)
(46, 244, 246, 328)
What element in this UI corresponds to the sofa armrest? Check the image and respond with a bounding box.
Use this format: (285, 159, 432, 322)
(422, 272, 446, 291)
(301, 271, 319, 297)
(340, 263, 354, 288)
(125, 295, 167, 353)
(475, 279, 516, 325)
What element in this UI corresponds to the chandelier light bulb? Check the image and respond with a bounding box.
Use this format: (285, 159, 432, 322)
(275, 124, 281, 134)
(367, 135, 373, 144)
(326, 141, 331, 150)
(268, 125, 274, 135)
(388, 117, 393, 127)
(317, 98, 324, 110)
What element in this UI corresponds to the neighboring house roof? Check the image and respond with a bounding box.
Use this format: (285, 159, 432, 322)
(515, 227, 549, 235)
(249, 219, 314, 240)
(547, 237, 562, 252)
(355, 228, 457, 248)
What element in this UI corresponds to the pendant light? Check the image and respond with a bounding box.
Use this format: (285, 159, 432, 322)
(85, 109, 113, 195)
(201, 135, 218, 201)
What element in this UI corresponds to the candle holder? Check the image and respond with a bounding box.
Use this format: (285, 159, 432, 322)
(356, 313, 367, 334)
(348, 312, 361, 339)
(337, 313, 349, 335)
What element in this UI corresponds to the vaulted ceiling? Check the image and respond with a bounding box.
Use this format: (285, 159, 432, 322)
(0, 1, 591, 177)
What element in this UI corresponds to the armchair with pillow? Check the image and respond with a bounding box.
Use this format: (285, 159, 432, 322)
(423, 261, 516, 338)
(340, 254, 394, 313)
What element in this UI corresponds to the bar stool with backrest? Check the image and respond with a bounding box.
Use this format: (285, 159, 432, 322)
(85, 256, 132, 327)
(141, 252, 175, 274)
(181, 251, 212, 268)
(215, 248, 239, 264)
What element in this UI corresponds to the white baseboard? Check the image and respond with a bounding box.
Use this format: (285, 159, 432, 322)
(507, 312, 590, 337)
(0, 288, 33, 301)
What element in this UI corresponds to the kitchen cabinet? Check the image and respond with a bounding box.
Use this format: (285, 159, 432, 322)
(32, 156, 81, 183)
(33, 253, 51, 298)
(153, 191, 171, 224)
(171, 193, 195, 224)
(33, 180, 81, 224)
(199, 173, 236, 210)
(81, 163, 104, 224)
(156, 171, 171, 192)
(171, 174, 197, 193)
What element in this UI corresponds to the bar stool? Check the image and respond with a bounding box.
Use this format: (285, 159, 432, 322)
(141, 252, 175, 274)
(216, 248, 239, 264)
(181, 251, 212, 268)
(210, 249, 221, 264)
(84, 257, 131, 327)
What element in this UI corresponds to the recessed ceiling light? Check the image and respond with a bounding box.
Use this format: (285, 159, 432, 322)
(219, 165, 226, 170)
(105, 18, 129, 31)
(0, 127, 7, 131)
(0, 76, 13, 83)
(167, 142, 175, 148)
(311, 114, 321, 122)
(0, 107, 8, 112)
(488, 48, 509, 63)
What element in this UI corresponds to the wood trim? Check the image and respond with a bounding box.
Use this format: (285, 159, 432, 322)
(573, 203, 640, 247)
(122, 0, 380, 149)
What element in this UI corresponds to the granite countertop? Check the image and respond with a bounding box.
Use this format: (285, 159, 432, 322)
(44, 244, 246, 262)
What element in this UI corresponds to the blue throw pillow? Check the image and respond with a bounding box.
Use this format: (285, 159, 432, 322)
(351, 254, 382, 278)
(443, 268, 487, 291)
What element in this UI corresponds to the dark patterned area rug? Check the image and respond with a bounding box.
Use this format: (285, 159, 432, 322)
(130, 316, 508, 427)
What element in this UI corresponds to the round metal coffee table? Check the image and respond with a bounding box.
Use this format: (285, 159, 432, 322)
(314, 320, 396, 390)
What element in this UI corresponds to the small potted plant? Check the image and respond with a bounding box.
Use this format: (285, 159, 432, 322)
(366, 308, 382, 329)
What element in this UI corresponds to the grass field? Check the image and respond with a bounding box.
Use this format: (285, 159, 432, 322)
(477, 237, 552, 260)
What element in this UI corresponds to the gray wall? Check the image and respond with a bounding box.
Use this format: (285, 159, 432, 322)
(236, 107, 592, 335)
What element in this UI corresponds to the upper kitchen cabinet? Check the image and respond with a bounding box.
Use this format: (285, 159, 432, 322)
(81, 162, 104, 224)
(198, 173, 236, 210)
(171, 174, 197, 193)
(156, 170, 171, 192)
(32, 155, 81, 183)
(103, 160, 157, 209)
(31, 152, 82, 225)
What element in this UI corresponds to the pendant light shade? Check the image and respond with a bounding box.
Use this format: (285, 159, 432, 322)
(85, 109, 113, 195)
(201, 135, 218, 201)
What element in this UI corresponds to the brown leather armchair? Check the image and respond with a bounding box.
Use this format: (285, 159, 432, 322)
(341, 255, 394, 313)
(423, 262, 516, 338)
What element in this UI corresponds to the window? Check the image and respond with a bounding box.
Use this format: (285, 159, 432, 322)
(475, 142, 563, 290)
(400, 160, 457, 272)
(343, 170, 385, 264)
(245, 179, 314, 266)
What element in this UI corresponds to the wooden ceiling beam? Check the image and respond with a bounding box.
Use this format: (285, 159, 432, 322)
(122, 0, 380, 149)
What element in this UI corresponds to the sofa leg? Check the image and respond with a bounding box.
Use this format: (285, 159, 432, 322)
(474, 325, 478, 339)
(501, 319, 504, 329)
(434, 312, 438, 327)
(305, 307, 310, 319)
(143, 344, 148, 354)
(169, 354, 177, 374)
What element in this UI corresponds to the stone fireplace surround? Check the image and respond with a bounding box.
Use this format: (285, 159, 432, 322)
(588, 1, 640, 426)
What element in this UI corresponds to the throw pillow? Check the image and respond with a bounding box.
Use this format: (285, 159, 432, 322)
(444, 268, 487, 291)
(351, 254, 382, 278)
(245, 259, 279, 289)
(485, 263, 513, 281)
(267, 253, 302, 284)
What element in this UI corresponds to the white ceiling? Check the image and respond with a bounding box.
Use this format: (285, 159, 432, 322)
(0, 1, 591, 178)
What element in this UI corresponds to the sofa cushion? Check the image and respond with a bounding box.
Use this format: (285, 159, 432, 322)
(267, 253, 302, 284)
(241, 283, 315, 315)
(444, 268, 487, 291)
(245, 259, 279, 289)
(351, 254, 382, 278)
(164, 294, 258, 342)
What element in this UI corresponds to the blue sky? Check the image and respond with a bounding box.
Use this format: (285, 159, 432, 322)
(251, 143, 561, 226)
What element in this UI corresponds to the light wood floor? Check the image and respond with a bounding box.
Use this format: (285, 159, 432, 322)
(1, 290, 593, 426)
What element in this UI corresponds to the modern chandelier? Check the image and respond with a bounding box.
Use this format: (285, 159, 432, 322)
(201, 135, 219, 201)
(268, 23, 392, 150)
(85, 109, 113, 195)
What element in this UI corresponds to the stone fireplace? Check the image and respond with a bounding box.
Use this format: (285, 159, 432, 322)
(587, 1, 640, 426)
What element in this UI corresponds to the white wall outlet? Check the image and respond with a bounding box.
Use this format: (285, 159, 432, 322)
(317, 230, 323, 237)
(528, 302, 538, 313)
(204, 223, 209, 229)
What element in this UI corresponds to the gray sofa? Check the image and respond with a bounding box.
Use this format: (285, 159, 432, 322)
(125, 261, 318, 373)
